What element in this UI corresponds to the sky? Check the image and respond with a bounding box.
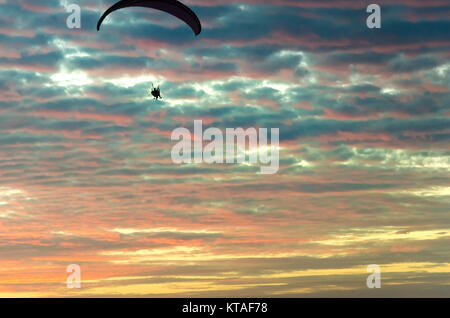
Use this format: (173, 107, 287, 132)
(0, 0, 449, 297)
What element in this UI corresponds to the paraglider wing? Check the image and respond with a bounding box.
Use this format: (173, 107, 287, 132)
(97, 0, 202, 35)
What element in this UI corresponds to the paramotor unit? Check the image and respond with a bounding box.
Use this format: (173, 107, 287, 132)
(150, 84, 162, 100)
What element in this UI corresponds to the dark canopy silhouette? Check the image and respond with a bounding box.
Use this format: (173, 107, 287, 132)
(97, 0, 202, 36)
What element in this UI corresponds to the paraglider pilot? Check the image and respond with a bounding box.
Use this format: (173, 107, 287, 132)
(150, 84, 162, 100)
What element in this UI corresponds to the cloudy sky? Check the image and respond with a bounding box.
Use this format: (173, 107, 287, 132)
(0, 0, 449, 297)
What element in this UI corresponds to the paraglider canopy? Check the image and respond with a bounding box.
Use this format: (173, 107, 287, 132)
(97, 0, 202, 36)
